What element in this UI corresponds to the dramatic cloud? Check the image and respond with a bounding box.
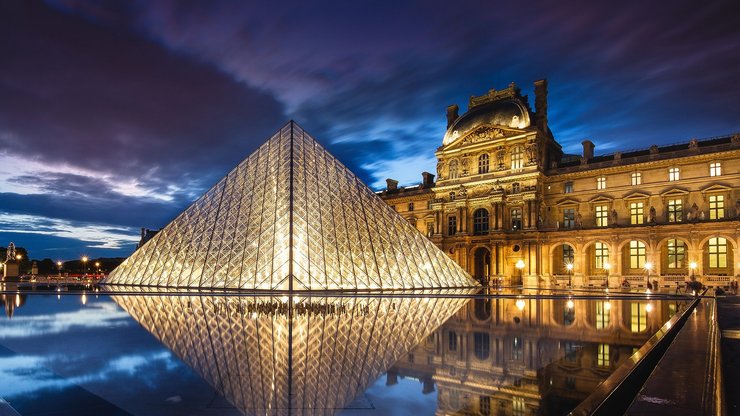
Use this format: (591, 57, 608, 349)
(0, 0, 738, 259)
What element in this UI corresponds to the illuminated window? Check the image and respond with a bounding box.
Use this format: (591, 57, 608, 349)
(513, 397, 526, 416)
(563, 208, 575, 229)
(708, 237, 728, 268)
(669, 167, 680, 181)
(630, 303, 647, 332)
(596, 301, 610, 329)
(710, 162, 721, 177)
(667, 199, 682, 222)
(512, 337, 523, 361)
(630, 202, 644, 225)
(709, 195, 724, 220)
(408, 202, 414, 211)
(594, 242, 609, 269)
(474, 332, 490, 360)
(562, 244, 574, 267)
(511, 147, 524, 169)
(597, 177, 606, 190)
(448, 331, 457, 352)
(449, 160, 459, 179)
(478, 153, 489, 174)
(426, 223, 434, 237)
(631, 172, 642, 186)
(595, 205, 608, 227)
(667, 239, 686, 269)
(473, 209, 489, 235)
(511, 208, 522, 230)
(447, 216, 457, 236)
(597, 344, 610, 367)
(564, 181, 573, 193)
(629, 240, 646, 269)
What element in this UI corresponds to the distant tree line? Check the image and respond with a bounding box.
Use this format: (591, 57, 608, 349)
(0, 246, 125, 275)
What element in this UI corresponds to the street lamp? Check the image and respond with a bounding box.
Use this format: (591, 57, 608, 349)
(95, 262, 100, 275)
(515, 259, 525, 286)
(15, 254, 22, 261)
(566, 263, 574, 287)
(603, 262, 611, 288)
(644, 261, 653, 290)
(57, 261, 62, 277)
(81, 256, 88, 275)
(689, 261, 697, 279)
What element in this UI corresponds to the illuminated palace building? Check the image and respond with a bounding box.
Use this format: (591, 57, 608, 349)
(379, 80, 739, 287)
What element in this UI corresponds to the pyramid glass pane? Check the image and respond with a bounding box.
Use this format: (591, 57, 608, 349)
(104, 122, 476, 290)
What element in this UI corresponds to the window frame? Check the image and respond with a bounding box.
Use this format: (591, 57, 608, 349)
(597, 176, 606, 190)
(595, 205, 608, 227)
(478, 153, 490, 174)
(629, 240, 646, 269)
(710, 162, 721, 177)
(667, 238, 686, 269)
(631, 172, 642, 186)
(667, 199, 683, 222)
(473, 208, 490, 235)
(629, 202, 644, 225)
(668, 167, 680, 181)
(709, 194, 725, 220)
(510, 146, 524, 170)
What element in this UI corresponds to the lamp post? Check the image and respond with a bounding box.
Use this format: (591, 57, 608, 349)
(566, 263, 574, 288)
(57, 261, 62, 278)
(515, 259, 525, 286)
(644, 261, 653, 290)
(95, 262, 100, 276)
(603, 262, 611, 288)
(81, 256, 88, 276)
(689, 261, 697, 280)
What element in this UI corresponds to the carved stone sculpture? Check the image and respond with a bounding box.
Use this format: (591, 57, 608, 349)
(496, 146, 506, 170)
(526, 140, 538, 165)
(5, 242, 16, 262)
(648, 206, 656, 223)
(575, 212, 583, 228)
(610, 209, 618, 226)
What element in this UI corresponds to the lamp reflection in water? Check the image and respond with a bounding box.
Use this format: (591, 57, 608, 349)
(111, 292, 470, 415)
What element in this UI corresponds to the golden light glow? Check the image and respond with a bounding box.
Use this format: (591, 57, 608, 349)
(57, 261, 62, 267)
(604, 301, 612, 311)
(565, 263, 573, 271)
(15, 254, 22, 260)
(644, 262, 653, 271)
(566, 299, 575, 309)
(515, 298, 526, 310)
(515, 259, 525, 270)
(645, 303, 653, 313)
(81, 256, 88, 262)
(603, 262, 611, 271)
(689, 261, 698, 270)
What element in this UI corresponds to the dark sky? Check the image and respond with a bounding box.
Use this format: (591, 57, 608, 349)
(1, 0, 738, 260)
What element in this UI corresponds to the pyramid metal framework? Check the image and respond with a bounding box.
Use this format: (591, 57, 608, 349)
(105, 122, 475, 290)
(111, 294, 469, 415)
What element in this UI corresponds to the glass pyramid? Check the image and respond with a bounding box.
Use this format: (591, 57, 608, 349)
(111, 293, 470, 415)
(104, 122, 476, 290)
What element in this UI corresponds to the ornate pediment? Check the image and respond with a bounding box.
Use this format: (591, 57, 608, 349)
(700, 183, 732, 194)
(623, 191, 651, 200)
(588, 194, 613, 205)
(555, 198, 580, 206)
(445, 125, 524, 150)
(660, 187, 690, 197)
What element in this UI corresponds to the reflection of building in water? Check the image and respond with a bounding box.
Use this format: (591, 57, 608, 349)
(379, 80, 739, 288)
(389, 297, 681, 415)
(0, 293, 27, 318)
(111, 294, 469, 416)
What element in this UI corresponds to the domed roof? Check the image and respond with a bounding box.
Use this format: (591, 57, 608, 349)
(442, 84, 533, 146)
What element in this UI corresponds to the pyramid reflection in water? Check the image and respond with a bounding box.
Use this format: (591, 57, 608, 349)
(105, 122, 475, 290)
(112, 293, 469, 415)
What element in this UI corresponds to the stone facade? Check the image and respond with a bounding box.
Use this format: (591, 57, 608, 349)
(379, 80, 740, 288)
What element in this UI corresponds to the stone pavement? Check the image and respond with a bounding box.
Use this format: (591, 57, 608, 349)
(717, 296, 740, 415)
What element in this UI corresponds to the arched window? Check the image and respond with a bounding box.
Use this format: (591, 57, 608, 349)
(473, 209, 489, 235)
(667, 239, 686, 269)
(478, 153, 489, 174)
(708, 237, 728, 268)
(474, 332, 490, 360)
(629, 240, 646, 269)
(449, 160, 459, 179)
(510, 146, 523, 169)
(594, 242, 609, 269)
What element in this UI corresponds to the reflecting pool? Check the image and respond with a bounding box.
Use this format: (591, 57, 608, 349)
(0, 291, 688, 415)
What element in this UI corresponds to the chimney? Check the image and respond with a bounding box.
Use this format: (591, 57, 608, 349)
(446, 104, 459, 128)
(141, 227, 146, 239)
(534, 79, 548, 133)
(582, 140, 595, 160)
(386, 178, 399, 191)
(421, 171, 435, 188)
